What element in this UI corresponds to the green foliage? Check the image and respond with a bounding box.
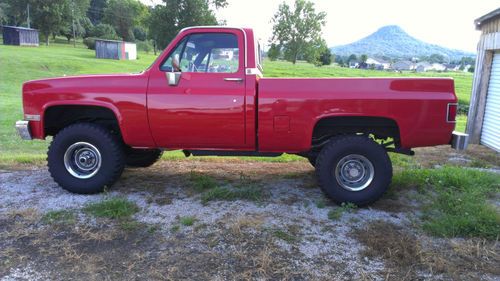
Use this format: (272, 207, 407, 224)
(136, 40, 153, 53)
(133, 26, 147, 41)
(0, 2, 8, 25)
(28, 0, 89, 46)
(148, 0, 227, 49)
(42, 210, 76, 224)
(318, 47, 332, 66)
(327, 202, 357, 220)
(189, 171, 218, 192)
(316, 200, 326, 209)
(272, 228, 297, 243)
(179, 216, 196, 226)
(82, 37, 96, 49)
(103, 0, 148, 41)
(267, 43, 281, 61)
(270, 0, 326, 64)
(87, 0, 107, 25)
(360, 54, 368, 63)
(392, 167, 500, 239)
(83, 197, 139, 219)
(89, 23, 118, 39)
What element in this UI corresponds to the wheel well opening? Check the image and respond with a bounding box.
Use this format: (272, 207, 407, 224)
(312, 116, 401, 149)
(44, 105, 120, 136)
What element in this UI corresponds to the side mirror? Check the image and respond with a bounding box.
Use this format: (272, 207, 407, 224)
(166, 72, 181, 86)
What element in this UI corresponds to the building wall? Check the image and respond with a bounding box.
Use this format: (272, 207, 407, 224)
(466, 17, 500, 144)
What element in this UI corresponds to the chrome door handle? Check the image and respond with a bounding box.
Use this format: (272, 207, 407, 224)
(224, 78, 244, 82)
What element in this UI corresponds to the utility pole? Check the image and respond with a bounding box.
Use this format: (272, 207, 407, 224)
(27, 3, 30, 28)
(71, 0, 76, 47)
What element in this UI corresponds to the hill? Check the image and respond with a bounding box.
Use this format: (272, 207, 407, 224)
(330, 25, 475, 60)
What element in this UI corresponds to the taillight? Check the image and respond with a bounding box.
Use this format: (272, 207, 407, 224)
(447, 103, 457, 123)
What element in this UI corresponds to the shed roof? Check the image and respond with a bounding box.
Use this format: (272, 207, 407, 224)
(475, 8, 500, 29)
(1, 25, 38, 31)
(95, 38, 135, 44)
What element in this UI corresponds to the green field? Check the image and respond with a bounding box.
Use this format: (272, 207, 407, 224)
(0, 42, 472, 164)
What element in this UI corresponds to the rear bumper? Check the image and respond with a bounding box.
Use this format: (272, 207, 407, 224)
(15, 120, 32, 140)
(451, 131, 468, 150)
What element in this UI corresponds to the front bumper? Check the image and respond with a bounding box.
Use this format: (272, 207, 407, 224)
(15, 120, 32, 140)
(451, 131, 468, 150)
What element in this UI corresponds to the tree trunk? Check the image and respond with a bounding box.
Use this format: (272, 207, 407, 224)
(45, 33, 50, 46)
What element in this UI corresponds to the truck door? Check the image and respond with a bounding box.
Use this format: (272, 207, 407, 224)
(147, 31, 246, 149)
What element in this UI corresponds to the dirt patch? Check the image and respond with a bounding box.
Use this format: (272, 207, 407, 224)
(414, 144, 500, 169)
(354, 220, 500, 280)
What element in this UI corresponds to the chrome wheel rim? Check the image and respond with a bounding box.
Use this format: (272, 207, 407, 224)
(64, 142, 102, 179)
(334, 154, 374, 191)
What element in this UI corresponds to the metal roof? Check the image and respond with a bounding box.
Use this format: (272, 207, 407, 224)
(475, 8, 500, 29)
(95, 38, 135, 44)
(1, 25, 38, 31)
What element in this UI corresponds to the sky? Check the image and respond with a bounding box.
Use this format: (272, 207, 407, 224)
(142, 0, 499, 52)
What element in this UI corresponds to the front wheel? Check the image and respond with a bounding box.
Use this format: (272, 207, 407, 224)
(315, 135, 392, 206)
(47, 123, 125, 194)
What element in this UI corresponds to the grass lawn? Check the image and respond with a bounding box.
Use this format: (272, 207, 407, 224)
(0, 41, 472, 164)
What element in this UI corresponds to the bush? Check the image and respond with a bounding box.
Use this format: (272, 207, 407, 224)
(136, 40, 153, 53)
(90, 23, 118, 40)
(83, 37, 97, 50)
(133, 27, 147, 41)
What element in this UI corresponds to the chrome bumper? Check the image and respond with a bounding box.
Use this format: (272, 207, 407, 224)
(451, 131, 468, 150)
(15, 120, 32, 140)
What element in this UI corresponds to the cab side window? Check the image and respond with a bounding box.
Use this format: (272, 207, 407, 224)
(161, 33, 239, 73)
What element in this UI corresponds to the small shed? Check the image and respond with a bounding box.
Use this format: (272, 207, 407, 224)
(95, 39, 136, 60)
(466, 8, 500, 152)
(1, 25, 39, 46)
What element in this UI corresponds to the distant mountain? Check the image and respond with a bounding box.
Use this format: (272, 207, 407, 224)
(330, 25, 474, 60)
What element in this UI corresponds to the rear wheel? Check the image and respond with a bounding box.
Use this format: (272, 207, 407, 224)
(125, 148, 163, 167)
(47, 123, 125, 194)
(315, 135, 392, 206)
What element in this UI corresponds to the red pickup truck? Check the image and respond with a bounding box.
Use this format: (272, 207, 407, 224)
(16, 26, 466, 205)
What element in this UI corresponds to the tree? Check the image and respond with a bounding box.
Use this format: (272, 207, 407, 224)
(0, 2, 9, 25)
(318, 47, 332, 66)
(29, 0, 71, 45)
(348, 54, 357, 63)
(429, 53, 445, 63)
(133, 26, 147, 41)
(89, 23, 118, 39)
(103, 0, 148, 41)
(147, 0, 227, 49)
(269, 0, 326, 64)
(267, 43, 280, 61)
(360, 54, 368, 63)
(0, 0, 29, 26)
(59, 0, 91, 44)
(87, 0, 107, 25)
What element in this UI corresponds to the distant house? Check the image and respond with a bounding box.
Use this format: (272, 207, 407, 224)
(1, 25, 39, 46)
(467, 7, 500, 152)
(444, 64, 460, 71)
(392, 60, 414, 71)
(348, 61, 359, 68)
(431, 63, 446, 71)
(95, 39, 136, 60)
(415, 61, 432, 72)
(366, 58, 391, 70)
